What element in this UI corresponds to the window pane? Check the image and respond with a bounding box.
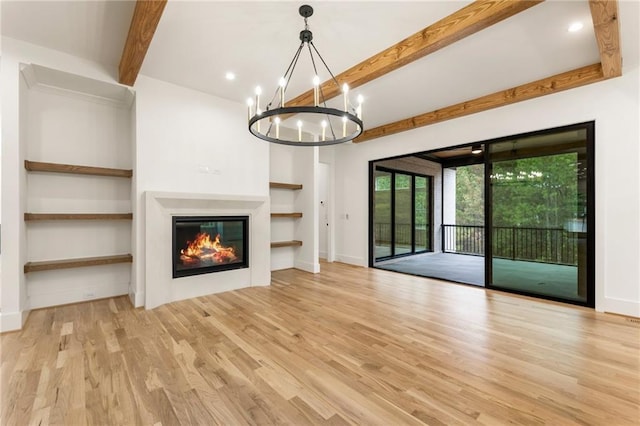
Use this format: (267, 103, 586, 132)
(374, 170, 392, 259)
(395, 174, 412, 255)
(414, 176, 429, 251)
(489, 130, 588, 303)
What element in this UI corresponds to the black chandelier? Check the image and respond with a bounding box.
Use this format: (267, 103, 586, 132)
(247, 5, 363, 146)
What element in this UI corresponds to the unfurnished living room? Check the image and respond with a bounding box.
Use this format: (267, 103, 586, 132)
(1, 1, 639, 424)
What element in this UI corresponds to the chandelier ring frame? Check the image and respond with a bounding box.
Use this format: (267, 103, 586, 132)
(248, 106, 363, 147)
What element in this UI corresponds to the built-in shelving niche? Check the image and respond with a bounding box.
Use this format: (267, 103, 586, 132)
(21, 64, 135, 310)
(270, 182, 303, 243)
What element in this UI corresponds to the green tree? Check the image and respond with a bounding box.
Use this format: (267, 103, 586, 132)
(491, 153, 578, 228)
(455, 164, 484, 225)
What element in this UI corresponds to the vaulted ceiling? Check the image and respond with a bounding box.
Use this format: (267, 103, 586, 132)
(2, 1, 630, 143)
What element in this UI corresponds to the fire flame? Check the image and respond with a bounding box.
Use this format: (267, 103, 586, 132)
(179, 232, 238, 265)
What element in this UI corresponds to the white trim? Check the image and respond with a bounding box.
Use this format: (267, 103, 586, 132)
(0, 310, 30, 333)
(336, 254, 367, 267)
(603, 297, 640, 317)
(294, 259, 320, 273)
(27, 281, 129, 310)
(20, 63, 134, 108)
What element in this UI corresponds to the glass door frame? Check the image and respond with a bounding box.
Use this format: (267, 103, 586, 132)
(368, 121, 595, 308)
(369, 165, 433, 264)
(484, 121, 595, 308)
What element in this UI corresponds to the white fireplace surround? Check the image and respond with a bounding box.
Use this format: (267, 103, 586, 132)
(143, 191, 270, 309)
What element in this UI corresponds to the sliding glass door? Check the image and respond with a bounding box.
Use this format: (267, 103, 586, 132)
(370, 122, 593, 306)
(373, 167, 432, 261)
(487, 125, 592, 304)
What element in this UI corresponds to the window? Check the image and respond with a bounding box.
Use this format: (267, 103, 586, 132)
(373, 167, 432, 261)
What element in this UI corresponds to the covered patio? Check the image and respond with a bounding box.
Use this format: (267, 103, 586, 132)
(375, 252, 580, 301)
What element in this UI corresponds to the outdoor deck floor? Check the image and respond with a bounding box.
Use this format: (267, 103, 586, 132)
(375, 252, 582, 302)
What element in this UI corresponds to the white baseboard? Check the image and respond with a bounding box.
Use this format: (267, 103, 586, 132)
(294, 259, 320, 273)
(0, 309, 30, 333)
(28, 282, 129, 310)
(335, 254, 367, 267)
(603, 297, 640, 317)
(130, 290, 145, 308)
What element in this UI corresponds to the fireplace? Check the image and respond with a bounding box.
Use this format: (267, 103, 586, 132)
(172, 215, 249, 278)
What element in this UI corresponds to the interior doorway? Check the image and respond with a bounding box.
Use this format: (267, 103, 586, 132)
(318, 162, 332, 262)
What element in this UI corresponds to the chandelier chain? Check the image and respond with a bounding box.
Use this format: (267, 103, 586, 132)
(306, 42, 338, 141)
(267, 42, 304, 110)
(309, 42, 343, 106)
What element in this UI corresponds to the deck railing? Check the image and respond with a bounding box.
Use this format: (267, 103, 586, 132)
(442, 224, 578, 266)
(374, 223, 429, 247)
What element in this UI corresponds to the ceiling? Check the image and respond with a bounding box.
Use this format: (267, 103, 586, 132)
(1, 1, 634, 131)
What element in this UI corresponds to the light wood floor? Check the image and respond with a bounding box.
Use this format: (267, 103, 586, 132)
(2, 262, 639, 425)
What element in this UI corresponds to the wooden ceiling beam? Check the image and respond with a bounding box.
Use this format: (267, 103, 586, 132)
(589, 0, 622, 78)
(354, 63, 604, 143)
(118, 0, 168, 86)
(287, 0, 544, 108)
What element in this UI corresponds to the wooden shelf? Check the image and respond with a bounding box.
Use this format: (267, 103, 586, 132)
(25, 213, 133, 221)
(271, 212, 303, 218)
(270, 240, 303, 248)
(24, 254, 133, 273)
(269, 182, 303, 190)
(25, 160, 133, 178)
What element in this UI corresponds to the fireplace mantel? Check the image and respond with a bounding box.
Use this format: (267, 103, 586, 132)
(142, 191, 270, 309)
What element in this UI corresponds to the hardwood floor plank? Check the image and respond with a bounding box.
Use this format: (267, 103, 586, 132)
(2, 262, 639, 425)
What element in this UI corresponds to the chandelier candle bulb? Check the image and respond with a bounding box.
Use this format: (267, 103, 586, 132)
(297, 120, 303, 142)
(246, 98, 254, 121)
(255, 86, 262, 112)
(342, 83, 349, 111)
(313, 75, 320, 106)
(279, 77, 286, 107)
(321, 120, 327, 141)
(342, 116, 347, 137)
(256, 106, 261, 132)
(275, 117, 281, 139)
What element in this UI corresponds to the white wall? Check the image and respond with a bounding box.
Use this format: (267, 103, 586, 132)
(268, 135, 319, 273)
(293, 146, 319, 273)
(1, 37, 122, 331)
(333, 64, 640, 316)
(332, 2, 640, 316)
(23, 66, 133, 310)
(270, 142, 297, 271)
(132, 75, 270, 306)
(318, 162, 329, 259)
(1, 39, 272, 329)
(442, 168, 457, 228)
(319, 147, 336, 263)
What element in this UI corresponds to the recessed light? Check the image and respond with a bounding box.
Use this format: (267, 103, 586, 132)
(225, 72, 236, 81)
(471, 144, 483, 154)
(568, 22, 584, 32)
